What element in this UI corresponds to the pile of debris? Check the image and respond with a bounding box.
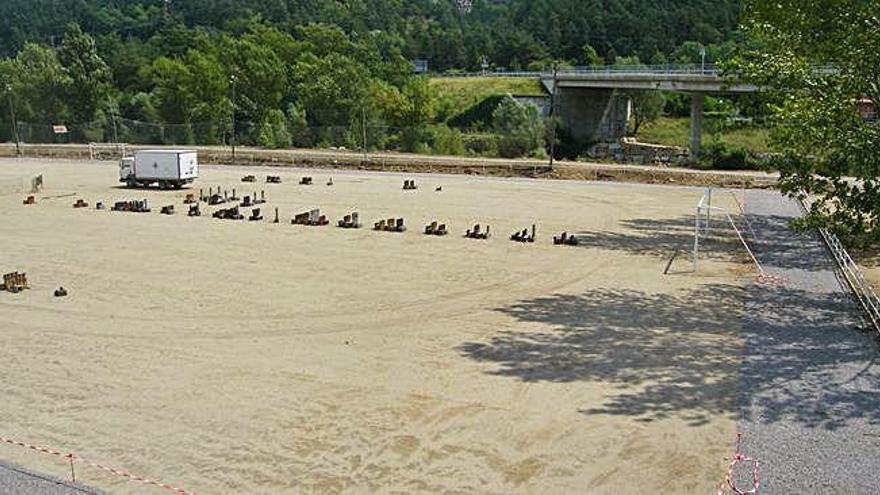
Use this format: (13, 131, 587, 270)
(212, 206, 245, 220)
(2, 272, 28, 293)
(374, 218, 406, 232)
(292, 209, 329, 226)
(337, 212, 361, 229)
(111, 200, 150, 213)
(510, 225, 536, 243)
(424, 221, 448, 236)
(553, 232, 579, 246)
(466, 224, 490, 240)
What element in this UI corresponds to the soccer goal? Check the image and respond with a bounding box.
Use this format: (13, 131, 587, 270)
(693, 188, 783, 285)
(88, 142, 128, 160)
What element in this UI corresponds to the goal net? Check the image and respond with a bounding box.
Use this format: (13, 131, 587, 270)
(88, 142, 128, 160)
(693, 188, 784, 285)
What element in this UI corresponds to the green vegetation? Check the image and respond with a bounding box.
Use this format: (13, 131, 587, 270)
(639, 118, 771, 153)
(430, 78, 545, 121)
(0, 0, 751, 160)
(733, 0, 880, 247)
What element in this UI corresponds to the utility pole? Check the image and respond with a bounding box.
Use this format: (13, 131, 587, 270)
(230, 74, 236, 165)
(548, 63, 559, 169)
(108, 96, 119, 146)
(361, 107, 367, 163)
(6, 84, 20, 156)
(700, 46, 707, 74)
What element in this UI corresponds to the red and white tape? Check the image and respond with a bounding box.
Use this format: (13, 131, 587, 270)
(755, 272, 787, 288)
(718, 432, 760, 495)
(0, 435, 193, 495)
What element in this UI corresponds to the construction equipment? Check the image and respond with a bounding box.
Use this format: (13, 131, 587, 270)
(73, 199, 89, 208)
(374, 218, 406, 232)
(510, 224, 537, 243)
(22, 195, 35, 205)
(242, 175, 256, 183)
(337, 212, 361, 229)
(240, 195, 253, 208)
(327, 178, 334, 186)
(435, 185, 442, 192)
(266, 175, 282, 184)
(254, 191, 266, 204)
(160, 205, 175, 215)
(553, 232, 580, 246)
(111, 200, 150, 213)
(188, 204, 201, 217)
(183, 193, 196, 204)
(403, 179, 418, 190)
(95, 201, 105, 210)
(207, 191, 225, 205)
(299, 176, 313, 185)
(249, 208, 263, 221)
(54, 287, 68, 297)
(424, 221, 448, 236)
(212, 206, 245, 220)
(2, 272, 28, 293)
(466, 224, 491, 240)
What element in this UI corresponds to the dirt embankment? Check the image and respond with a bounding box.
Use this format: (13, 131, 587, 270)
(0, 143, 778, 189)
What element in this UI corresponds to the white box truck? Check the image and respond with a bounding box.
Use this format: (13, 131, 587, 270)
(119, 150, 199, 189)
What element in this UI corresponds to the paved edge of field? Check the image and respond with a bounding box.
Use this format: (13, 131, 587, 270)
(737, 190, 880, 492)
(0, 460, 104, 495)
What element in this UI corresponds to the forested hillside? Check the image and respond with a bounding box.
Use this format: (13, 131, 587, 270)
(1, 0, 741, 69)
(0, 0, 743, 157)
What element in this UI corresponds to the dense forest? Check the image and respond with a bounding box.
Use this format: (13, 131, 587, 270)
(0, 0, 743, 156)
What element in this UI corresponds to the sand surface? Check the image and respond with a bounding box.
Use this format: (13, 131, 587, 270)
(0, 158, 745, 494)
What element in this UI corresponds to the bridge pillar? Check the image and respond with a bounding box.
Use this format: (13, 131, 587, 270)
(690, 93, 705, 158)
(556, 88, 629, 145)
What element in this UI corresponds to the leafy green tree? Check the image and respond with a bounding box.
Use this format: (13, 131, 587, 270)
(628, 91, 665, 136)
(732, 0, 880, 247)
(492, 95, 546, 158)
(58, 24, 111, 125)
(257, 108, 292, 148)
(12, 43, 70, 123)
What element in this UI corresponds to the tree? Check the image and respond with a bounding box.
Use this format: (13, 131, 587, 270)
(732, 1, 880, 247)
(58, 24, 111, 125)
(492, 95, 545, 158)
(257, 108, 291, 148)
(628, 91, 664, 136)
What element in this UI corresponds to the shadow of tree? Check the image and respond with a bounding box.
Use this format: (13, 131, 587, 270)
(459, 283, 880, 429)
(569, 213, 830, 272)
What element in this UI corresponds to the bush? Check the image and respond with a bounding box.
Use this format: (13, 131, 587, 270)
(492, 96, 545, 158)
(700, 141, 757, 170)
(257, 109, 292, 149)
(430, 125, 465, 155)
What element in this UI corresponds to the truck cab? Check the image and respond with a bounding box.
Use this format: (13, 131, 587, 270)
(119, 156, 135, 185)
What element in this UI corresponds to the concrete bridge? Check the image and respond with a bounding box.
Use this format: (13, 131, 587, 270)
(443, 66, 759, 157)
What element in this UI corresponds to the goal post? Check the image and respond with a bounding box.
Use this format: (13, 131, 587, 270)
(88, 142, 128, 161)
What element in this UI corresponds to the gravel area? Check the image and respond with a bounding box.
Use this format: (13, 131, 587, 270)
(737, 190, 880, 492)
(0, 460, 101, 495)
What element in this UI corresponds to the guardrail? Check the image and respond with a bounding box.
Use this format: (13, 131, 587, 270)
(816, 226, 880, 334)
(799, 199, 880, 335)
(434, 65, 722, 78)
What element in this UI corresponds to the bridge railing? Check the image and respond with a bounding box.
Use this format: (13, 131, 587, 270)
(434, 64, 721, 78)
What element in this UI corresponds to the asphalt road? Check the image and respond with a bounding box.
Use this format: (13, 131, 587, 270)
(736, 190, 880, 492)
(0, 460, 102, 495)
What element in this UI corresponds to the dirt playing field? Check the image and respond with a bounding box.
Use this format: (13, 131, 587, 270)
(0, 158, 747, 494)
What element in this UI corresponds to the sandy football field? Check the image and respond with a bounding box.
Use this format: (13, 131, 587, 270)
(0, 158, 745, 494)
